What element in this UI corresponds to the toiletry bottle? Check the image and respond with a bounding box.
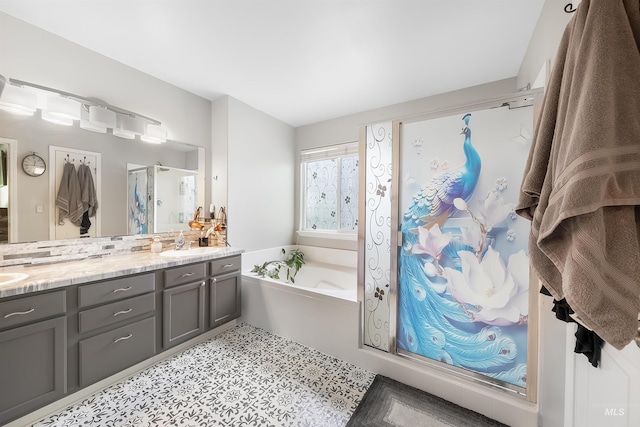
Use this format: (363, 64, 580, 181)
(176, 230, 185, 249)
(151, 236, 162, 253)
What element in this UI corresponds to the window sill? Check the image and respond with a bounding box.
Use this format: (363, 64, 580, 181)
(296, 230, 357, 241)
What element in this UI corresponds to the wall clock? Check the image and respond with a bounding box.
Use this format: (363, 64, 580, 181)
(22, 152, 46, 177)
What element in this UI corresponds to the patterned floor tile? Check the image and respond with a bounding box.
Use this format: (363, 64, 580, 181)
(33, 323, 375, 427)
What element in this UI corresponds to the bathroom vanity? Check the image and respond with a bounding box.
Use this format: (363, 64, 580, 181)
(0, 246, 242, 425)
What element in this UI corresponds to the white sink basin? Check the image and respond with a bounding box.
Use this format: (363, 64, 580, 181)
(0, 272, 29, 288)
(159, 247, 224, 258)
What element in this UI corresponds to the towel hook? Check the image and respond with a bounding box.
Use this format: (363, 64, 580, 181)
(564, 3, 577, 13)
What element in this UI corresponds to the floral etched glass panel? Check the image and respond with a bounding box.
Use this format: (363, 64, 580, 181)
(340, 155, 359, 230)
(363, 122, 392, 351)
(304, 158, 338, 230)
(397, 106, 533, 389)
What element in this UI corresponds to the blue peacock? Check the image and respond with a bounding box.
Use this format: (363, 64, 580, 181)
(397, 114, 525, 387)
(401, 113, 481, 234)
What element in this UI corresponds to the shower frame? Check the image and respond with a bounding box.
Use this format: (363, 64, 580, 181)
(358, 89, 543, 402)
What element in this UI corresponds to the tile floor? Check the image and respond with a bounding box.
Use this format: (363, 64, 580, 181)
(33, 323, 375, 427)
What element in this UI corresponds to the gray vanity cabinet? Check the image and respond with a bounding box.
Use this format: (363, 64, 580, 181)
(0, 253, 241, 426)
(162, 263, 206, 349)
(77, 273, 156, 388)
(209, 256, 242, 328)
(0, 291, 67, 425)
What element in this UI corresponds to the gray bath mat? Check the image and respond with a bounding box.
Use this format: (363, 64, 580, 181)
(347, 375, 508, 427)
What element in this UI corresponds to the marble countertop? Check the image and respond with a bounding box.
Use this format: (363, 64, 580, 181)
(0, 246, 244, 299)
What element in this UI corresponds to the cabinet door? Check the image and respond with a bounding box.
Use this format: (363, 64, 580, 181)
(209, 272, 241, 329)
(163, 281, 205, 349)
(0, 316, 66, 425)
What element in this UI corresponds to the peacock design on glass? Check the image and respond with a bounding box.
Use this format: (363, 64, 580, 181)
(398, 113, 529, 388)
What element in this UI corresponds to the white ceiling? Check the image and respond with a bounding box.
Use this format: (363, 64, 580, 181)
(0, 0, 545, 127)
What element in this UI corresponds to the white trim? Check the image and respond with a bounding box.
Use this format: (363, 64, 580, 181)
(296, 230, 357, 241)
(0, 137, 18, 242)
(300, 141, 358, 162)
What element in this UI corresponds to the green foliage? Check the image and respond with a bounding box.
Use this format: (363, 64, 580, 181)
(251, 248, 305, 283)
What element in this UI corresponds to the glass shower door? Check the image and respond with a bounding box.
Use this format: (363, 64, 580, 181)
(127, 167, 149, 235)
(396, 103, 534, 392)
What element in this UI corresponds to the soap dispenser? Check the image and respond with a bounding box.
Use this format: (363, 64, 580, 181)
(176, 230, 185, 250)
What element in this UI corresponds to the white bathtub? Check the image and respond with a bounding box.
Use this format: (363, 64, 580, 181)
(241, 245, 357, 302)
(241, 245, 360, 362)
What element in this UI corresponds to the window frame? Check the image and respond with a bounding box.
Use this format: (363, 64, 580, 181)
(299, 142, 359, 235)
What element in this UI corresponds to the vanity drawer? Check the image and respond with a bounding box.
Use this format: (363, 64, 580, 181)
(78, 293, 156, 334)
(164, 263, 206, 288)
(79, 316, 155, 387)
(0, 290, 66, 330)
(78, 273, 155, 308)
(210, 256, 241, 276)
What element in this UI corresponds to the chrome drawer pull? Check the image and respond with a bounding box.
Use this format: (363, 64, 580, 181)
(114, 333, 133, 343)
(112, 286, 132, 293)
(201, 281, 205, 287)
(212, 278, 216, 283)
(113, 308, 133, 317)
(4, 308, 35, 318)
(180, 272, 195, 278)
(223, 264, 234, 268)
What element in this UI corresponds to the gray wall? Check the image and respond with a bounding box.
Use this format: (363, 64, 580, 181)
(225, 97, 295, 251)
(0, 12, 212, 241)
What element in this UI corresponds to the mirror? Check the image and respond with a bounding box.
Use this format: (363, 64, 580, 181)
(0, 109, 205, 243)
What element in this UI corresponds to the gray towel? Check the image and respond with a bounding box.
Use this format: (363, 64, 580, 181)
(78, 163, 98, 218)
(55, 162, 84, 225)
(516, 0, 640, 350)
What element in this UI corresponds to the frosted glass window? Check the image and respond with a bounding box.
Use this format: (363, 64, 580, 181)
(340, 155, 358, 229)
(301, 144, 358, 232)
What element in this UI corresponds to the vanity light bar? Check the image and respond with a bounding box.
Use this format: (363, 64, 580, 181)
(6, 78, 162, 125)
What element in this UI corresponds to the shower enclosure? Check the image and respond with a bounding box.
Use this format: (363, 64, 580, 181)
(127, 164, 198, 235)
(359, 90, 541, 400)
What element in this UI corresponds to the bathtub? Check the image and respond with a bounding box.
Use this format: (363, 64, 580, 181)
(241, 245, 357, 302)
(241, 245, 360, 361)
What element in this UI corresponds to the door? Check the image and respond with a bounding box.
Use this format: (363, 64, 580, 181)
(49, 146, 101, 240)
(395, 100, 536, 394)
(569, 337, 640, 426)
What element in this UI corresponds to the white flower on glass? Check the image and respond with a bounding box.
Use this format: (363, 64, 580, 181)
(509, 209, 518, 221)
(476, 192, 515, 232)
(445, 247, 514, 311)
(506, 229, 516, 242)
(460, 223, 483, 251)
(411, 223, 452, 260)
(445, 248, 529, 326)
(423, 262, 439, 277)
(476, 250, 530, 325)
(495, 177, 508, 192)
(441, 161, 450, 170)
(430, 158, 440, 170)
(413, 138, 424, 154)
